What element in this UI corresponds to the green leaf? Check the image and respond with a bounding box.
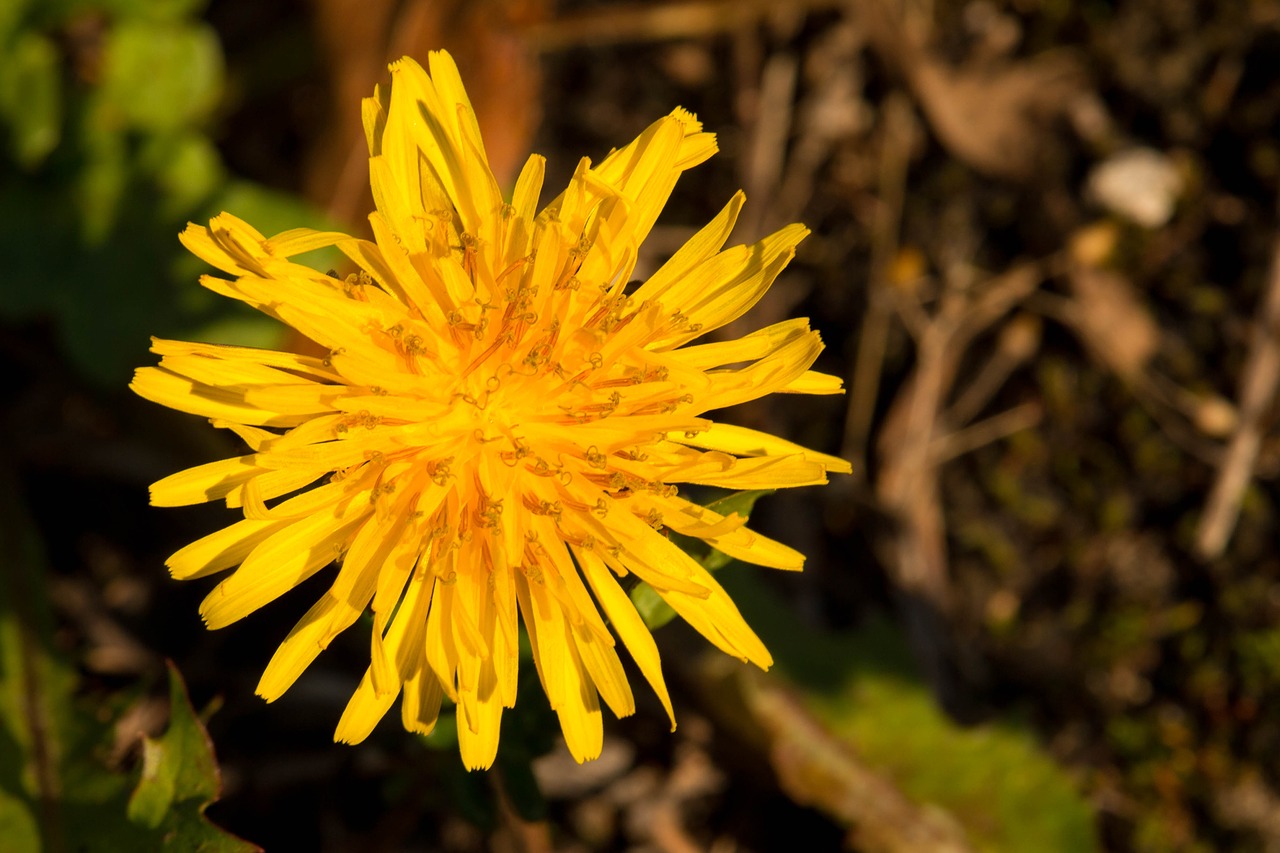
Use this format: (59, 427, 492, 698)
(184, 314, 289, 351)
(0, 463, 152, 852)
(0, 31, 62, 168)
(700, 489, 774, 569)
(631, 489, 776, 629)
(0, 463, 256, 852)
(126, 662, 257, 851)
(704, 488, 775, 519)
(629, 582, 678, 631)
(0, 465, 60, 853)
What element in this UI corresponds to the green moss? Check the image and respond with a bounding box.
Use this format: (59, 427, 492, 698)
(723, 571, 1099, 852)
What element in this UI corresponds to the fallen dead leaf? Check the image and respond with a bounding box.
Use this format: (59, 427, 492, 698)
(1066, 265, 1161, 381)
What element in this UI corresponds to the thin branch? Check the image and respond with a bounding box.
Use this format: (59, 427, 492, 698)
(523, 0, 844, 50)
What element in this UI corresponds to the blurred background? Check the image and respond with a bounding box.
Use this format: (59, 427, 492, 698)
(3, 0, 1280, 849)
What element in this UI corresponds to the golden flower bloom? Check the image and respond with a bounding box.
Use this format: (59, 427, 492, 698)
(132, 51, 850, 770)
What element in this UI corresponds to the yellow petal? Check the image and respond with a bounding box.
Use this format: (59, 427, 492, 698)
(781, 370, 846, 395)
(507, 154, 545, 258)
(577, 546, 675, 729)
(149, 454, 259, 507)
(265, 228, 350, 258)
(649, 223, 809, 348)
(457, 655, 504, 771)
(199, 499, 368, 629)
(672, 422, 852, 475)
(178, 214, 267, 277)
(697, 328, 824, 411)
(425, 577, 460, 703)
(663, 452, 829, 489)
(255, 595, 341, 702)
(257, 485, 426, 701)
(555, 630, 603, 764)
(361, 83, 388, 155)
(650, 495, 805, 570)
(658, 563, 773, 669)
(609, 510, 771, 667)
(149, 338, 342, 383)
(400, 669, 444, 736)
(334, 669, 397, 745)
(131, 367, 318, 427)
(668, 318, 811, 371)
(166, 517, 286, 580)
(571, 623, 634, 720)
(224, 466, 329, 511)
(631, 191, 744, 306)
(514, 572, 566, 709)
(334, 565, 432, 745)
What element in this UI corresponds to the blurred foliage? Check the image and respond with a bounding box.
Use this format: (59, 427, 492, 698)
(0, 0, 340, 386)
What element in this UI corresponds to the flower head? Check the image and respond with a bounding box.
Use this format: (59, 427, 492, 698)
(132, 51, 850, 769)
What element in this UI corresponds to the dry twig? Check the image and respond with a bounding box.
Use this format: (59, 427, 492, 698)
(688, 654, 973, 852)
(843, 93, 916, 475)
(1195, 234, 1280, 558)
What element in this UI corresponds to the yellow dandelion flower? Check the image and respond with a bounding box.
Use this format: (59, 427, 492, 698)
(132, 50, 850, 770)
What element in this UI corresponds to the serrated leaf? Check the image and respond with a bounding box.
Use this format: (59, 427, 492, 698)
(127, 662, 258, 851)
